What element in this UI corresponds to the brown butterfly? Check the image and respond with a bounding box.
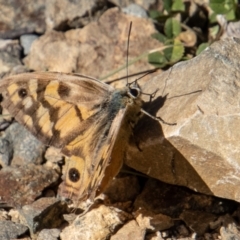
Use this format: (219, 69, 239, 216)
(0, 71, 147, 206)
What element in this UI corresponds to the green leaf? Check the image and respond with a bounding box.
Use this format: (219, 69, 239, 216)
(209, 0, 235, 14)
(209, 12, 218, 24)
(163, 39, 184, 63)
(163, 0, 173, 13)
(151, 32, 167, 43)
(172, 0, 185, 11)
(149, 10, 163, 19)
(209, 25, 220, 38)
(224, 7, 236, 20)
(164, 18, 181, 38)
(148, 52, 168, 68)
(196, 43, 209, 55)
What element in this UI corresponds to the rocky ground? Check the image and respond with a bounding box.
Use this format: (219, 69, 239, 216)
(0, 0, 240, 239)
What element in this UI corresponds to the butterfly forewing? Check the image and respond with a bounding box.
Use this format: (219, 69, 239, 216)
(0, 72, 113, 146)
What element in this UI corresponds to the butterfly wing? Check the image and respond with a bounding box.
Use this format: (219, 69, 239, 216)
(0, 72, 113, 147)
(0, 72, 142, 205)
(0, 72, 123, 202)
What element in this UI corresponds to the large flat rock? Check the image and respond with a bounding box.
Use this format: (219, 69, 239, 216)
(126, 37, 240, 202)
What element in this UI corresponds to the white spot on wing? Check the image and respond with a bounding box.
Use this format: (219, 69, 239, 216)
(23, 96, 33, 109)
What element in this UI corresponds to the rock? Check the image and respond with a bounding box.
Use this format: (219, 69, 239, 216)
(0, 39, 22, 76)
(175, 224, 190, 237)
(179, 210, 217, 235)
(45, 0, 99, 30)
(122, 4, 148, 18)
(220, 221, 240, 240)
(0, 164, 59, 207)
(210, 214, 238, 234)
(8, 209, 20, 223)
(0, 220, 28, 239)
(37, 228, 60, 240)
(133, 178, 235, 230)
(145, 231, 164, 240)
(111, 220, 145, 240)
(109, 0, 156, 10)
(20, 34, 39, 55)
(134, 179, 194, 216)
(135, 209, 174, 231)
(24, 8, 161, 82)
(104, 175, 141, 203)
(0, 0, 46, 38)
(0, 122, 45, 166)
(44, 147, 63, 164)
(60, 205, 131, 240)
(19, 197, 67, 234)
(0, 209, 9, 221)
(126, 37, 240, 203)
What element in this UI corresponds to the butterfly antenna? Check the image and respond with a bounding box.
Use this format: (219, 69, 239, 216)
(134, 68, 158, 82)
(126, 21, 132, 86)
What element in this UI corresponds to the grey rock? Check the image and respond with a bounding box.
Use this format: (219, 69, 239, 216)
(122, 4, 148, 18)
(37, 228, 60, 240)
(0, 0, 46, 38)
(0, 39, 22, 76)
(0, 220, 28, 240)
(20, 34, 39, 55)
(0, 122, 45, 166)
(19, 197, 67, 234)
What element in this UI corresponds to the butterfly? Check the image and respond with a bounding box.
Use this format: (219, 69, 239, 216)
(0, 71, 147, 206)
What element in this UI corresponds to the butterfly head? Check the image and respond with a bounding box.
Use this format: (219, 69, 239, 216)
(127, 81, 142, 100)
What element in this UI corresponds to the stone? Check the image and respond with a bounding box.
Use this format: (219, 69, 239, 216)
(8, 209, 20, 223)
(60, 205, 130, 240)
(45, 0, 98, 30)
(122, 4, 148, 18)
(0, 39, 22, 76)
(111, 220, 145, 240)
(135, 209, 174, 231)
(104, 175, 141, 203)
(109, 0, 156, 10)
(220, 222, 240, 240)
(20, 34, 39, 55)
(0, 220, 28, 239)
(145, 232, 164, 240)
(176, 224, 190, 237)
(24, 8, 162, 83)
(37, 228, 60, 240)
(0, 209, 9, 221)
(0, 164, 59, 207)
(19, 197, 67, 234)
(126, 37, 240, 203)
(179, 210, 217, 235)
(134, 179, 225, 217)
(0, 0, 46, 38)
(0, 122, 45, 166)
(134, 179, 184, 216)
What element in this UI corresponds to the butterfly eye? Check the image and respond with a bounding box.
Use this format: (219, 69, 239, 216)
(68, 168, 80, 182)
(129, 87, 140, 99)
(18, 88, 28, 98)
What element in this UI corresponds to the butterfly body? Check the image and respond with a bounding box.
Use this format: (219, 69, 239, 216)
(0, 72, 143, 205)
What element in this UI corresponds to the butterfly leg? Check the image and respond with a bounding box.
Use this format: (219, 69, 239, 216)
(141, 88, 159, 102)
(141, 109, 177, 126)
